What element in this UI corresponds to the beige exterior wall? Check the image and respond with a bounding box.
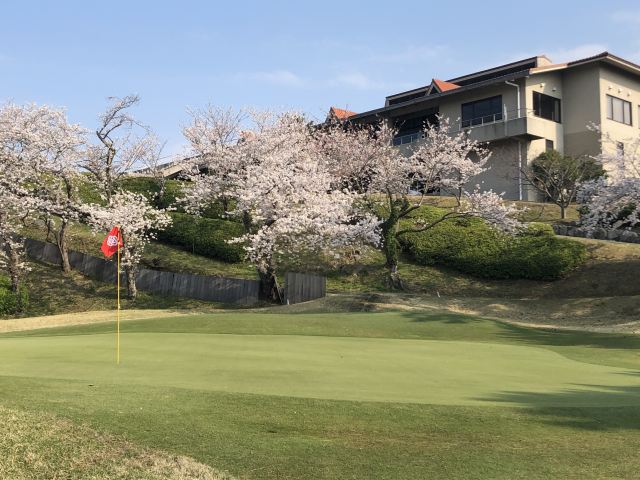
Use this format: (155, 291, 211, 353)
(438, 83, 519, 128)
(524, 72, 564, 159)
(598, 64, 640, 160)
(562, 64, 601, 158)
(472, 140, 522, 200)
(389, 60, 640, 201)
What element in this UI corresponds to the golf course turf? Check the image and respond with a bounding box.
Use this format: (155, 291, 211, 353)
(1, 310, 640, 479)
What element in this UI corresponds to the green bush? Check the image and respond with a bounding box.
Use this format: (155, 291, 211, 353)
(118, 177, 185, 209)
(0, 281, 28, 315)
(401, 207, 587, 280)
(157, 212, 245, 263)
(524, 222, 555, 237)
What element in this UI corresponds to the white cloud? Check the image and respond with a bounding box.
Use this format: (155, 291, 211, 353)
(248, 70, 305, 87)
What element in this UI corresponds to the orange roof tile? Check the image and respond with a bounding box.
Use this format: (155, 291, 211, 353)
(329, 106, 357, 120)
(432, 79, 460, 92)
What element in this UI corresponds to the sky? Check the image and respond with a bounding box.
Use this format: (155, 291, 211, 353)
(2, 0, 640, 158)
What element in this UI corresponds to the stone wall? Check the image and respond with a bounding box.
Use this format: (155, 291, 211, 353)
(552, 224, 640, 244)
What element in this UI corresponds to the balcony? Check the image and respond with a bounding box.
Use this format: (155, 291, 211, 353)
(453, 108, 560, 143)
(391, 108, 562, 148)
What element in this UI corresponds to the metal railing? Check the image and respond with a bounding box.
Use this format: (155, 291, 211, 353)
(456, 108, 537, 131)
(391, 108, 541, 146)
(392, 132, 423, 146)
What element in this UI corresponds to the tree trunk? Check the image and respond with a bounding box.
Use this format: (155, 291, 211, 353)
(257, 264, 282, 303)
(381, 212, 400, 274)
(124, 265, 137, 300)
(560, 205, 566, 220)
(57, 219, 71, 273)
(6, 242, 25, 311)
(156, 178, 166, 208)
(242, 210, 252, 233)
(380, 206, 405, 290)
(8, 247, 21, 294)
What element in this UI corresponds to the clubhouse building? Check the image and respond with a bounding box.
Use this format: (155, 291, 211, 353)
(330, 52, 640, 200)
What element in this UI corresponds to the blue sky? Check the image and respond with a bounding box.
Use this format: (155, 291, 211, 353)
(2, 0, 640, 156)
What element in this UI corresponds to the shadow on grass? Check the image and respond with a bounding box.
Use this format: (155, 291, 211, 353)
(495, 321, 640, 350)
(477, 379, 640, 431)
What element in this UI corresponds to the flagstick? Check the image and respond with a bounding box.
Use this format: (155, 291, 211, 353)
(116, 231, 121, 365)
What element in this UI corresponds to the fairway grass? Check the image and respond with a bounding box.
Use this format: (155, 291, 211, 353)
(1, 310, 640, 479)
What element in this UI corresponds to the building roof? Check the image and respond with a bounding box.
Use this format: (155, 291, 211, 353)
(347, 51, 640, 122)
(328, 106, 357, 121)
(431, 79, 460, 93)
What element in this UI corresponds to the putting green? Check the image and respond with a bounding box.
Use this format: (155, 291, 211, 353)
(0, 332, 638, 407)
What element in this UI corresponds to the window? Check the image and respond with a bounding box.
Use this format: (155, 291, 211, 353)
(392, 132, 422, 146)
(545, 139, 554, 151)
(461, 95, 502, 128)
(533, 92, 561, 123)
(607, 95, 632, 125)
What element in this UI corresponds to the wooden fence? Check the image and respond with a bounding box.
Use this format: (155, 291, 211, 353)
(24, 238, 260, 305)
(23, 239, 327, 305)
(284, 272, 326, 304)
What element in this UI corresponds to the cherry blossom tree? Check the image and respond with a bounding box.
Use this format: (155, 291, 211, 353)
(319, 116, 522, 286)
(229, 113, 379, 299)
(0, 103, 87, 272)
(180, 105, 249, 216)
(578, 128, 640, 231)
(0, 192, 31, 298)
(183, 110, 379, 300)
(85, 191, 172, 299)
(82, 95, 155, 202)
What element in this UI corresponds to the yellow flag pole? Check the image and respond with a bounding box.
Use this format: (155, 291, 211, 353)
(116, 229, 121, 365)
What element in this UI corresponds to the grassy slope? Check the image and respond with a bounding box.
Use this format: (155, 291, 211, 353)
(1, 312, 640, 479)
(0, 405, 232, 480)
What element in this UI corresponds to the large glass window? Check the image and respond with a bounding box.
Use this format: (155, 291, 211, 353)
(607, 95, 632, 125)
(533, 92, 561, 123)
(461, 96, 502, 127)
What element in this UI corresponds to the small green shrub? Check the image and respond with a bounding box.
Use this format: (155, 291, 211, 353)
(157, 212, 245, 263)
(401, 207, 587, 280)
(524, 222, 555, 237)
(0, 281, 28, 315)
(118, 177, 185, 209)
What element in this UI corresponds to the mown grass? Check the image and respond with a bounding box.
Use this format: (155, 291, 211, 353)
(1, 311, 639, 479)
(0, 404, 232, 479)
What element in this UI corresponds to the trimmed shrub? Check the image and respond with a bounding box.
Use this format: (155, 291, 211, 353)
(401, 207, 587, 280)
(118, 177, 185, 209)
(524, 222, 555, 237)
(0, 281, 28, 315)
(157, 212, 245, 263)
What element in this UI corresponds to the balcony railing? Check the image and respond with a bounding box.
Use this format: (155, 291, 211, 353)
(391, 108, 548, 146)
(392, 132, 422, 146)
(455, 108, 537, 131)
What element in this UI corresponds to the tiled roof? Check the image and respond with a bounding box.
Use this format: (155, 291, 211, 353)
(329, 106, 357, 120)
(432, 79, 460, 92)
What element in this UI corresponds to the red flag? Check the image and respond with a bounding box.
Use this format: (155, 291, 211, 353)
(101, 226, 123, 258)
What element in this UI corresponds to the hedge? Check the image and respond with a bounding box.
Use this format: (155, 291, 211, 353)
(0, 280, 28, 315)
(157, 212, 245, 263)
(118, 177, 185, 209)
(400, 208, 587, 280)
